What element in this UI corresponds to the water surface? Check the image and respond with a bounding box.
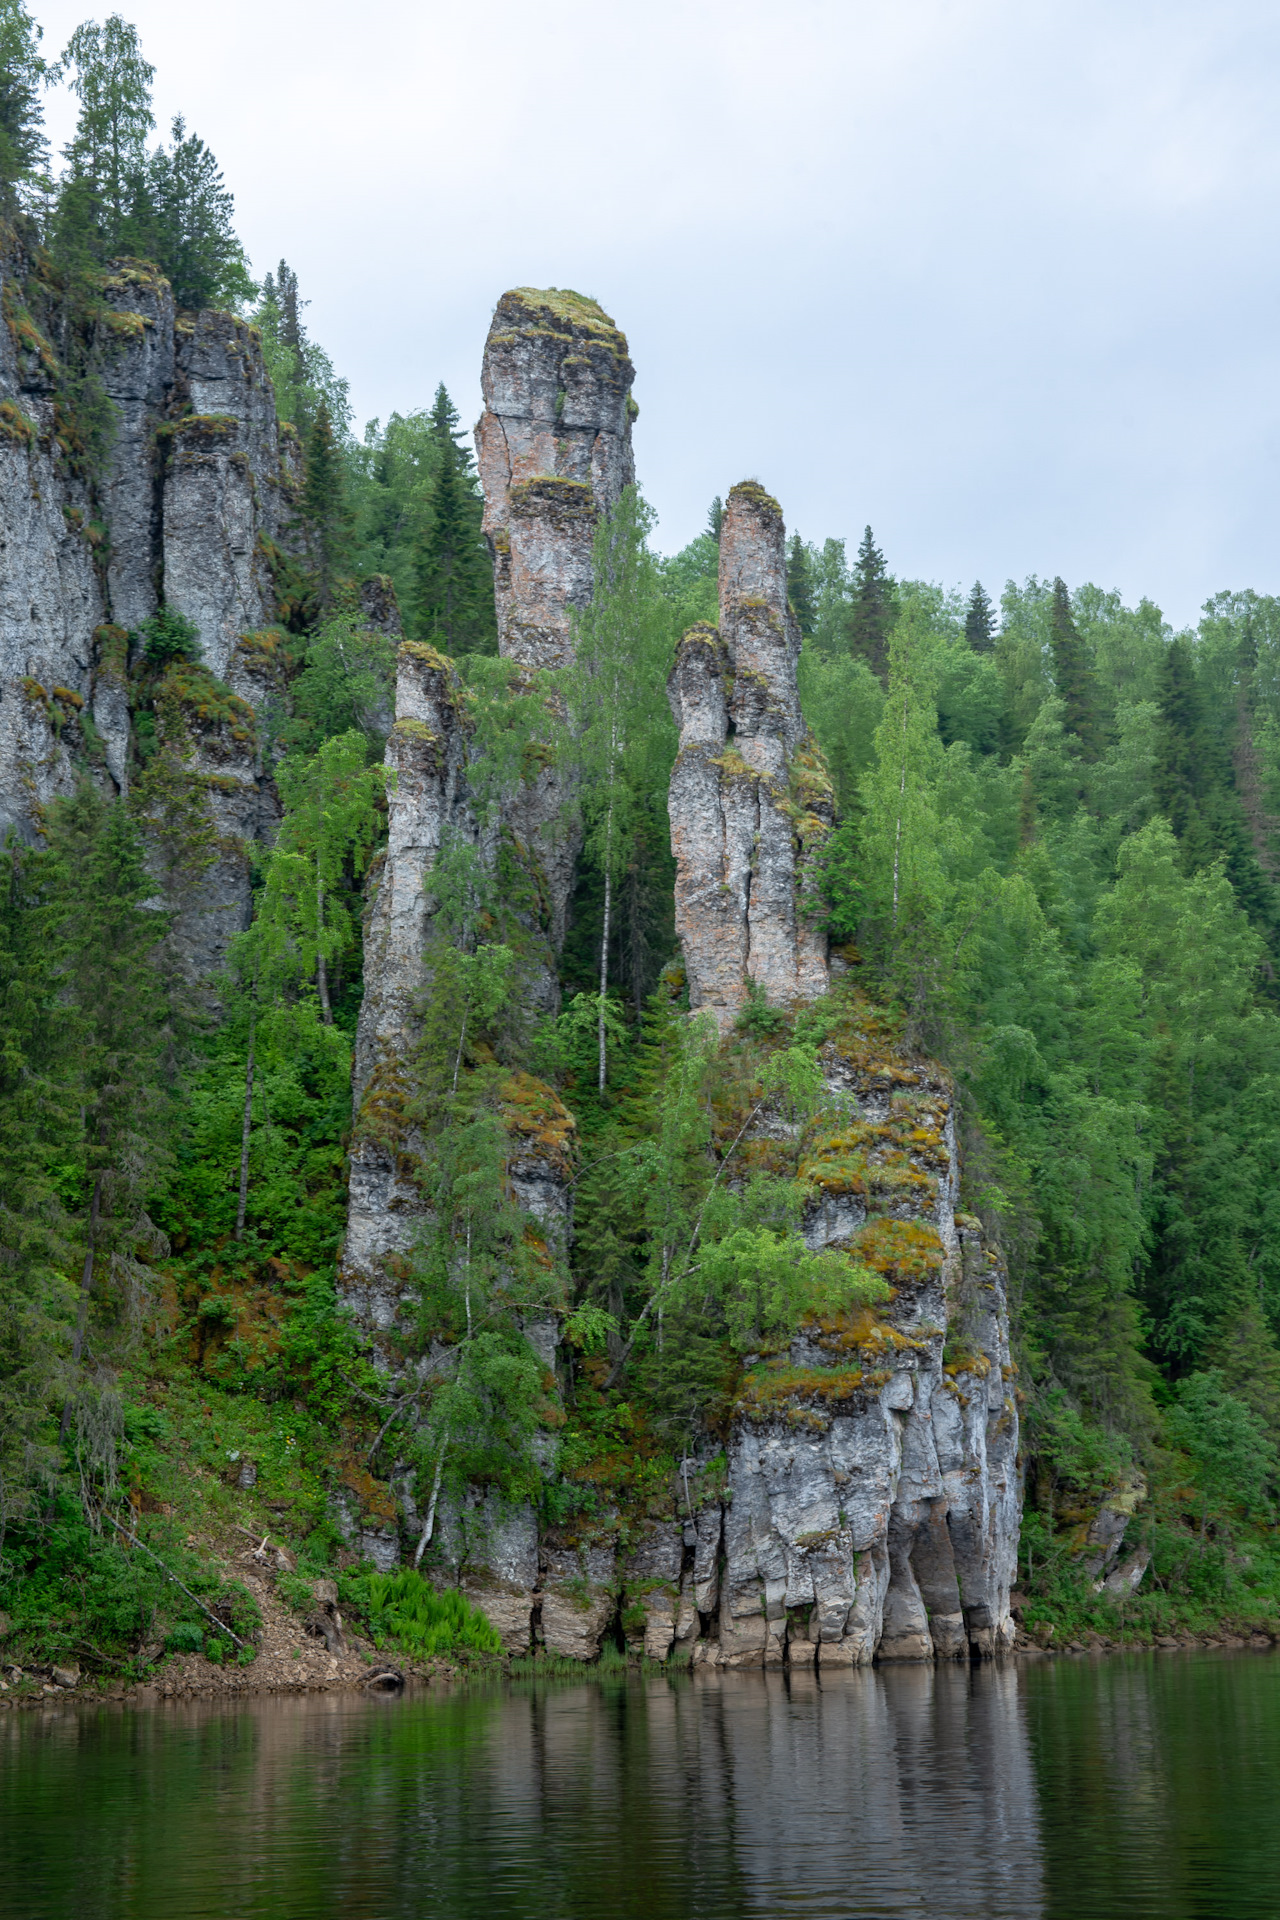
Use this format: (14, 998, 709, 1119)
(2, 1651, 1277, 1919)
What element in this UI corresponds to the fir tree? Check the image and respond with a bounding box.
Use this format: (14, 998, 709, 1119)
(705, 496, 723, 542)
(964, 580, 996, 654)
(1048, 576, 1101, 759)
(301, 400, 351, 611)
(415, 384, 495, 656)
(0, 0, 47, 211)
(124, 115, 253, 310)
(787, 532, 817, 638)
(845, 525, 894, 683)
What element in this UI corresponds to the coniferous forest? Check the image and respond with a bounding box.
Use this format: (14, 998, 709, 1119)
(2, 3, 1280, 1689)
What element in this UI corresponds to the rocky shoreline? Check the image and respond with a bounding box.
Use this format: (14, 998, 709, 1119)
(5, 1621, 1276, 1713)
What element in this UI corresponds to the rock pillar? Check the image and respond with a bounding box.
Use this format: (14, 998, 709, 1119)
(475, 288, 635, 955)
(668, 481, 833, 1031)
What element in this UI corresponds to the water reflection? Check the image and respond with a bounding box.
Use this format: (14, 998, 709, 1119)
(2, 1653, 1278, 1920)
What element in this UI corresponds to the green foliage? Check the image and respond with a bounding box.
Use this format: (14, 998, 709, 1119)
(0, 0, 47, 210)
(121, 114, 254, 311)
(300, 401, 352, 612)
(845, 525, 895, 682)
(1167, 1370, 1277, 1529)
(284, 611, 395, 757)
(55, 14, 155, 251)
(252, 261, 349, 436)
(565, 485, 677, 1087)
(137, 605, 200, 665)
(338, 1569, 503, 1657)
(413, 385, 496, 656)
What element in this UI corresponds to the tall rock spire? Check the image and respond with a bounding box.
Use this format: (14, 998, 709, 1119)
(475, 289, 636, 956)
(668, 482, 833, 1030)
(476, 287, 635, 670)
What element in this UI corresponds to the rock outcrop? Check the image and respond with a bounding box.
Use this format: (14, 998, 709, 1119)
(417, 1004, 1019, 1666)
(342, 639, 479, 1335)
(340, 288, 636, 1348)
(0, 239, 297, 977)
(668, 481, 833, 1030)
(475, 288, 636, 956)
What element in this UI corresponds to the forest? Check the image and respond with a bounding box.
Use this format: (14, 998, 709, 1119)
(2, 2, 1279, 1678)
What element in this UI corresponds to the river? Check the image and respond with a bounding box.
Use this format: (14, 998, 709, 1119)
(2, 1651, 1278, 1918)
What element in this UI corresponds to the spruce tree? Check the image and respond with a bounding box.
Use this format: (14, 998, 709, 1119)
(787, 532, 817, 638)
(1048, 577, 1100, 759)
(39, 788, 177, 1429)
(845, 526, 894, 683)
(124, 115, 253, 310)
(0, 0, 47, 211)
(964, 580, 996, 653)
(706, 496, 724, 542)
(301, 401, 351, 611)
(415, 384, 496, 656)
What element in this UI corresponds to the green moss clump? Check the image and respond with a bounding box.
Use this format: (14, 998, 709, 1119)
(727, 479, 783, 519)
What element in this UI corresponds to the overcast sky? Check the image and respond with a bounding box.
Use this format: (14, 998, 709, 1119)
(29, 0, 1280, 626)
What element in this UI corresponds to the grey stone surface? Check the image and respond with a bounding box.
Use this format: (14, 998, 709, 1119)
(668, 482, 832, 1031)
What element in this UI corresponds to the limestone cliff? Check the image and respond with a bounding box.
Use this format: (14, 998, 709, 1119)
(476, 287, 636, 955)
(668, 481, 833, 1031)
(340, 287, 635, 1342)
(0, 238, 295, 976)
(342, 639, 481, 1336)
(337, 303, 1020, 1669)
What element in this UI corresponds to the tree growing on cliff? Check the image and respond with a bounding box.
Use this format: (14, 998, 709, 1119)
(254, 262, 350, 436)
(415, 385, 495, 656)
(0, 0, 47, 211)
(124, 115, 253, 310)
(566, 486, 674, 1092)
(787, 532, 817, 638)
(254, 732, 385, 1028)
(301, 402, 352, 612)
(55, 13, 154, 253)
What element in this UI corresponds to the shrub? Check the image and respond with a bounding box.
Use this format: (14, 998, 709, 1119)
(138, 607, 202, 665)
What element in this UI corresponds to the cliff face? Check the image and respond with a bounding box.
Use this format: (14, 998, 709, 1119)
(339, 287, 635, 1347)
(336, 299, 1020, 1668)
(0, 241, 295, 977)
(668, 481, 833, 1031)
(342, 640, 483, 1338)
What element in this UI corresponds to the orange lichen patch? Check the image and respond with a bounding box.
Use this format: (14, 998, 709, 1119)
(800, 1304, 928, 1361)
(737, 1360, 867, 1420)
(0, 398, 36, 444)
(501, 1071, 576, 1178)
(2, 284, 58, 376)
(849, 1217, 945, 1282)
(943, 1351, 992, 1380)
(234, 627, 291, 684)
(334, 1451, 399, 1528)
(159, 663, 256, 746)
